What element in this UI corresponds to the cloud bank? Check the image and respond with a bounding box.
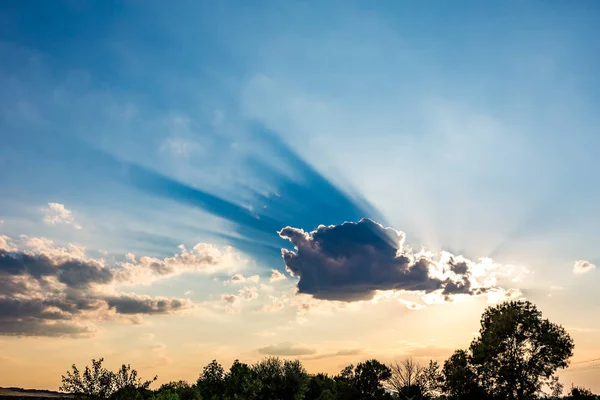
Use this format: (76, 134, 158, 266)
(279, 218, 524, 302)
(0, 236, 240, 337)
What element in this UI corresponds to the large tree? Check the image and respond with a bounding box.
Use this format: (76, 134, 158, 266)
(469, 300, 574, 400)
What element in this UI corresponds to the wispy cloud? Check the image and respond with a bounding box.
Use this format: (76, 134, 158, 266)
(258, 342, 316, 356)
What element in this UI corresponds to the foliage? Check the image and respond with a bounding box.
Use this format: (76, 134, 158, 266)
(469, 300, 574, 400)
(548, 376, 563, 399)
(442, 350, 486, 400)
(60, 358, 116, 399)
(114, 363, 157, 391)
(60, 358, 157, 399)
(569, 384, 597, 399)
(335, 359, 392, 400)
(224, 360, 261, 400)
(251, 357, 309, 400)
(196, 360, 225, 400)
(57, 301, 584, 400)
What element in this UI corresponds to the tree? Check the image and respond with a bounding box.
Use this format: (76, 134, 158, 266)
(60, 358, 115, 399)
(417, 360, 443, 399)
(282, 359, 310, 400)
(339, 360, 392, 400)
(547, 376, 563, 399)
(442, 350, 485, 400)
(159, 381, 201, 400)
(60, 358, 156, 400)
(569, 384, 596, 399)
(197, 360, 225, 400)
(153, 390, 181, 400)
(113, 363, 157, 391)
(469, 300, 574, 400)
(387, 358, 424, 398)
(224, 360, 261, 399)
(306, 373, 336, 400)
(252, 357, 309, 400)
(386, 358, 442, 399)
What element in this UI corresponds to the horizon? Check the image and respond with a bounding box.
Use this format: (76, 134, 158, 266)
(0, 0, 599, 394)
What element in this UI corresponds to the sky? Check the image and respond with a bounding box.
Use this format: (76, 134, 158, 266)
(1, 0, 599, 393)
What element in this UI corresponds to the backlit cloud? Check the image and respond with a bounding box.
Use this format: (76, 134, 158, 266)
(227, 274, 260, 284)
(0, 235, 231, 337)
(279, 218, 525, 302)
(269, 269, 287, 282)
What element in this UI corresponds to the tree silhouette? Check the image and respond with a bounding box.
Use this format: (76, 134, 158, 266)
(569, 384, 596, 399)
(158, 381, 201, 400)
(60, 358, 115, 399)
(224, 360, 261, 400)
(469, 300, 574, 400)
(55, 300, 582, 400)
(336, 360, 392, 400)
(387, 358, 423, 398)
(442, 350, 486, 400)
(197, 360, 225, 400)
(252, 357, 309, 400)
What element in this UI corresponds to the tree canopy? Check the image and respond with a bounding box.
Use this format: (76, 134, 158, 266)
(58, 300, 587, 400)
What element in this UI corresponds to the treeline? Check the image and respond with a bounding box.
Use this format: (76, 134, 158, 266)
(59, 301, 598, 400)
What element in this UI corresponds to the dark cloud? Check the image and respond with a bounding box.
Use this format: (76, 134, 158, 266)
(0, 247, 193, 337)
(0, 250, 113, 288)
(0, 297, 94, 337)
(279, 219, 491, 302)
(258, 342, 317, 356)
(105, 295, 190, 315)
(0, 250, 56, 278)
(0, 318, 95, 338)
(57, 260, 114, 288)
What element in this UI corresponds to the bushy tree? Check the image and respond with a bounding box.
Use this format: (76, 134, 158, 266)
(469, 300, 574, 400)
(197, 360, 225, 400)
(252, 357, 309, 400)
(153, 389, 181, 400)
(114, 363, 157, 391)
(60, 358, 116, 399)
(442, 350, 486, 400)
(306, 373, 336, 400)
(569, 384, 596, 399)
(60, 358, 156, 400)
(158, 381, 202, 400)
(224, 360, 261, 399)
(335, 360, 391, 400)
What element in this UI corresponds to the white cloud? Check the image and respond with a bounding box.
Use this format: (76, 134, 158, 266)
(573, 260, 596, 274)
(261, 296, 286, 312)
(398, 298, 426, 311)
(227, 274, 260, 284)
(42, 203, 82, 230)
(269, 269, 288, 282)
(115, 243, 245, 285)
(0, 235, 17, 252)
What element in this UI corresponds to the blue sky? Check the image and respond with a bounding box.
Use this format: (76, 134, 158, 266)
(1, 0, 599, 391)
